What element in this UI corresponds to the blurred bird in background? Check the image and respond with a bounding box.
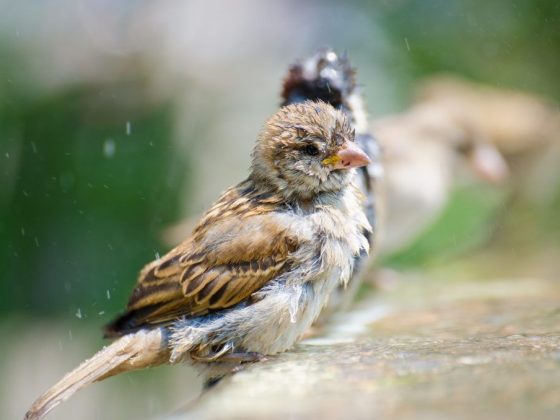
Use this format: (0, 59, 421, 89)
(416, 75, 560, 206)
(374, 96, 510, 255)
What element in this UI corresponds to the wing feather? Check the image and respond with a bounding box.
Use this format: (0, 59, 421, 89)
(104, 181, 298, 337)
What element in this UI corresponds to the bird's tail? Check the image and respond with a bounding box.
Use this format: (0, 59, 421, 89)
(25, 328, 169, 420)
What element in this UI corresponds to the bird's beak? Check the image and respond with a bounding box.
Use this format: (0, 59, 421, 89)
(322, 141, 371, 169)
(467, 143, 509, 184)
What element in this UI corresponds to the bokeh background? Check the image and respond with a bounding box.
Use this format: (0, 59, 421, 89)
(1, 1, 559, 419)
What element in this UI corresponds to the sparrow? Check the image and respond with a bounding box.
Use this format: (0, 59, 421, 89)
(25, 100, 371, 420)
(281, 48, 381, 311)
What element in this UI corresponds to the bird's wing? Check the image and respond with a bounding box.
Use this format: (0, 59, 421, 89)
(104, 183, 297, 337)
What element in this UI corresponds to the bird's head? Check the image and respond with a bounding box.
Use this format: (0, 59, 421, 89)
(251, 101, 370, 200)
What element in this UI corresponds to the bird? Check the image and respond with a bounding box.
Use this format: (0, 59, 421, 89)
(281, 48, 381, 312)
(25, 100, 371, 420)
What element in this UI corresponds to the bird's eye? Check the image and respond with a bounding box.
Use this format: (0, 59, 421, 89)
(303, 144, 319, 156)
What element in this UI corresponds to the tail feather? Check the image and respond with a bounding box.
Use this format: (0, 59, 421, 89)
(25, 329, 169, 420)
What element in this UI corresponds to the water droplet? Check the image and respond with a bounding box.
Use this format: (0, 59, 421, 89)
(126, 121, 132, 136)
(98, 311, 105, 315)
(103, 138, 116, 158)
(106, 289, 111, 300)
(288, 286, 302, 323)
(404, 37, 411, 51)
(326, 51, 337, 61)
(76, 308, 82, 319)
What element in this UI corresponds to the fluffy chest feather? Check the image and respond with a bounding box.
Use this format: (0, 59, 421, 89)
(307, 186, 370, 284)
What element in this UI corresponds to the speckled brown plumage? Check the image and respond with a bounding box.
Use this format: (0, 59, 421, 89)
(105, 183, 296, 334)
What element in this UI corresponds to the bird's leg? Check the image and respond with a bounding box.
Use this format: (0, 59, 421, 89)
(190, 343, 233, 362)
(191, 345, 266, 364)
(190, 346, 266, 364)
(216, 351, 267, 364)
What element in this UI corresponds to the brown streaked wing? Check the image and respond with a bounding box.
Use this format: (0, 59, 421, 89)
(104, 181, 296, 336)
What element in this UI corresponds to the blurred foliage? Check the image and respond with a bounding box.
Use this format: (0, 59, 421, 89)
(382, 185, 509, 269)
(0, 77, 188, 318)
(375, 0, 560, 100)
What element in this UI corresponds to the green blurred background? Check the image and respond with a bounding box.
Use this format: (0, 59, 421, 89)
(1, 0, 559, 419)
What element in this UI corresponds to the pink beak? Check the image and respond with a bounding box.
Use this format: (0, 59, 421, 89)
(323, 141, 371, 169)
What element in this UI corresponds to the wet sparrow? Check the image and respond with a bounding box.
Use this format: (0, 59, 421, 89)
(26, 100, 371, 419)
